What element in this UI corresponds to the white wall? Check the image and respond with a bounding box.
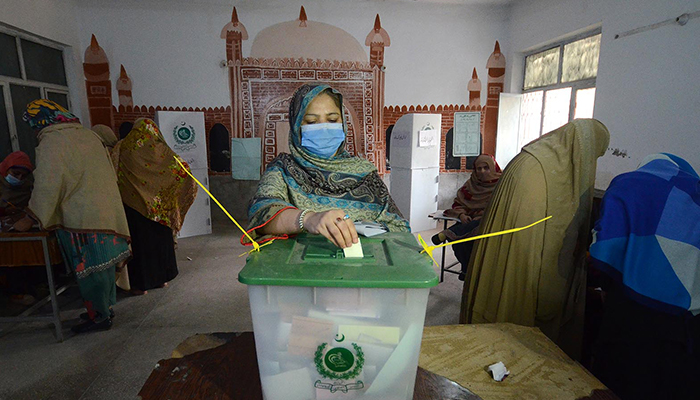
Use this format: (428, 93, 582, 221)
(0, 0, 89, 121)
(74, 0, 509, 108)
(505, 0, 700, 188)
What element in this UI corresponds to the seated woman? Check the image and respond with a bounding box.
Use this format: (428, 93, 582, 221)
(0, 151, 34, 218)
(15, 99, 131, 333)
(590, 153, 700, 400)
(460, 119, 610, 360)
(431, 154, 501, 279)
(244, 84, 408, 247)
(111, 118, 197, 295)
(0, 151, 37, 305)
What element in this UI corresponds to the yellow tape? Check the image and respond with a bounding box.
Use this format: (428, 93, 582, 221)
(173, 156, 265, 252)
(418, 215, 552, 266)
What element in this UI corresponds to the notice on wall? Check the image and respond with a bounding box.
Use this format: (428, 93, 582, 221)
(231, 137, 261, 180)
(418, 129, 438, 148)
(453, 112, 481, 157)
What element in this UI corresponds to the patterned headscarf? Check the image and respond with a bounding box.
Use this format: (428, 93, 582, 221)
(245, 84, 408, 243)
(111, 118, 197, 232)
(22, 99, 80, 132)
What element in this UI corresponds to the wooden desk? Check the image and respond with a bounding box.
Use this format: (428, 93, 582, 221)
(139, 324, 618, 400)
(428, 210, 461, 282)
(0, 230, 66, 342)
(139, 332, 482, 400)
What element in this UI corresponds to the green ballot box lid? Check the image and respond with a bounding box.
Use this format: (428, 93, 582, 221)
(239, 232, 439, 288)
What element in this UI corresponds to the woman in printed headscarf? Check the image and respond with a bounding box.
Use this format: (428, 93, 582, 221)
(245, 84, 408, 248)
(431, 154, 502, 280)
(18, 99, 131, 333)
(460, 119, 610, 359)
(0, 151, 34, 217)
(590, 153, 700, 400)
(111, 118, 196, 295)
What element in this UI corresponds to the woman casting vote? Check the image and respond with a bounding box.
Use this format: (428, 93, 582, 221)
(243, 84, 408, 249)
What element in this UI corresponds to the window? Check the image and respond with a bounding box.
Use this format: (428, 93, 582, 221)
(0, 27, 71, 164)
(521, 30, 600, 142)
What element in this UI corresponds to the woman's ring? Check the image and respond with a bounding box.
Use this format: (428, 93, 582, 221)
(343, 214, 350, 220)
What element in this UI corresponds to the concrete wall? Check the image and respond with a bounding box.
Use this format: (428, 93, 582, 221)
(505, 0, 700, 188)
(75, 0, 509, 108)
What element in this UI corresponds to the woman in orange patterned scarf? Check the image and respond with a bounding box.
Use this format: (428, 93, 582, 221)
(111, 118, 197, 295)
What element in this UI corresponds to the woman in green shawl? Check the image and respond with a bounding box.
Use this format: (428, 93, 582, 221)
(244, 84, 408, 248)
(460, 119, 610, 359)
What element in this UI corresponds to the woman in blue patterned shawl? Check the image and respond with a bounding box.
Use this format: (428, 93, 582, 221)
(590, 153, 700, 400)
(244, 84, 408, 248)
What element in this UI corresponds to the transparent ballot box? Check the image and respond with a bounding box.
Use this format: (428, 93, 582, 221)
(239, 233, 439, 400)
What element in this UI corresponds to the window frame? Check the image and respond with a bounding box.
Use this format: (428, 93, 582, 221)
(522, 28, 601, 138)
(0, 23, 71, 155)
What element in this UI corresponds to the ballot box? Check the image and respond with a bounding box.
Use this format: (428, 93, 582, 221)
(239, 233, 439, 400)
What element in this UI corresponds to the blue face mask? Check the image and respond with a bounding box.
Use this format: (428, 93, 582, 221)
(300, 123, 345, 159)
(5, 174, 23, 187)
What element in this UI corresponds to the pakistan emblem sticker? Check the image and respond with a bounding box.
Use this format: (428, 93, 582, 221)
(314, 341, 365, 393)
(172, 122, 196, 151)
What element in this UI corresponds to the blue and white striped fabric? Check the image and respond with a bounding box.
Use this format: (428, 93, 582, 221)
(590, 153, 700, 315)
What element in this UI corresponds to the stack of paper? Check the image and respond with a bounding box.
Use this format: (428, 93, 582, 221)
(354, 221, 388, 237)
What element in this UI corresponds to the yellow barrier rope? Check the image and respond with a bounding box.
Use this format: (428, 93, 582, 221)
(173, 156, 268, 255)
(417, 215, 552, 266)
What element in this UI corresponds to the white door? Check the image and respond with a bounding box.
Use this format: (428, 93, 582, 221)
(155, 111, 212, 238)
(495, 93, 523, 169)
(177, 168, 212, 238)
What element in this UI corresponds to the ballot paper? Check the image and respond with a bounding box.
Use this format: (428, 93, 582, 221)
(354, 221, 388, 237)
(338, 325, 401, 345)
(261, 367, 316, 400)
(343, 240, 364, 258)
(488, 361, 510, 381)
(287, 316, 335, 357)
(365, 324, 422, 396)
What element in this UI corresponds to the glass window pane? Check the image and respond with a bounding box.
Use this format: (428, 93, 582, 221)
(524, 47, 560, 90)
(47, 91, 69, 110)
(542, 87, 572, 134)
(0, 86, 13, 161)
(0, 33, 21, 78)
(518, 90, 543, 149)
(574, 87, 596, 119)
(562, 34, 601, 83)
(10, 84, 42, 164)
(21, 39, 67, 86)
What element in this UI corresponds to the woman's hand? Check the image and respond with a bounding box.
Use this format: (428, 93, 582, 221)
(459, 214, 473, 224)
(304, 209, 358, 248)
(12, 215, 34, 232)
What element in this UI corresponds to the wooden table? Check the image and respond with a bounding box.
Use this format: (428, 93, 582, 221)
(139, 332, 482, 400)
(0, 230, 66, 342)
(139, 325, 618, 400)
(428, 210, 461, 282)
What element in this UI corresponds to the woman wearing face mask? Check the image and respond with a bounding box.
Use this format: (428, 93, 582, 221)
(0, 151, 37, 305)
(0, 151, 34, 218)
(244, 84, 408, 249)
(431, 154, 502, 280)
